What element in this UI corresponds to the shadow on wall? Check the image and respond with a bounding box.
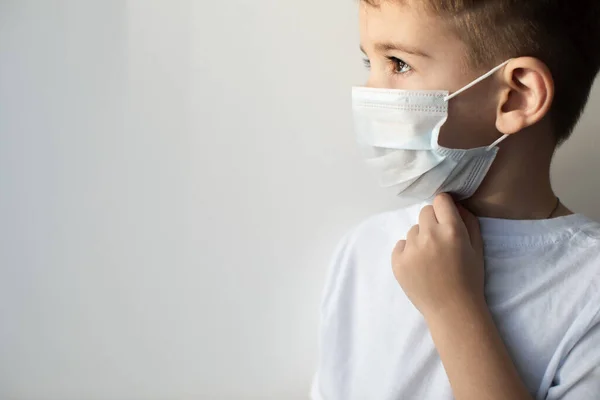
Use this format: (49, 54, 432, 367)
(552, 79, 600, 221)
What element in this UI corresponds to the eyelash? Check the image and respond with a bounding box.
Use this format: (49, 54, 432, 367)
(362, 57, 413, 75)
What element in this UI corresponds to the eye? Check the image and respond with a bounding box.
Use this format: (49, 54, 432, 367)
(388, 56, 412, 74)
(362, 58, 371, 70)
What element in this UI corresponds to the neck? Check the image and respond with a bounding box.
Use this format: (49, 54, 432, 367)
(461, 130, 572, 220)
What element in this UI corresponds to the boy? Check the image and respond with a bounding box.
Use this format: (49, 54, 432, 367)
(311, 1, 600, 399)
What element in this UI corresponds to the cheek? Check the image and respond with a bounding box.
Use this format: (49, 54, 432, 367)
(438, 99, 498, 149)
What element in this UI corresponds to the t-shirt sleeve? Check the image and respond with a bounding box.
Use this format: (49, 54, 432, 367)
(310, 230, 356, 400)
(545, 305, 600, 400)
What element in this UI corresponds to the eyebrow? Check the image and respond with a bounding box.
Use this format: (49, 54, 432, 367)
(361, 42, 431, 58)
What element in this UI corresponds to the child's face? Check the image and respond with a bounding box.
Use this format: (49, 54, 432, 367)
(359, 1, 503, 149)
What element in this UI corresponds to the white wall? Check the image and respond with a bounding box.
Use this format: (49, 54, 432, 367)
(0, 1, 598, 399)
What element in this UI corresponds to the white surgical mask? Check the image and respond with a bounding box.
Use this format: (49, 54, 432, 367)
(352, 60, 511, 206)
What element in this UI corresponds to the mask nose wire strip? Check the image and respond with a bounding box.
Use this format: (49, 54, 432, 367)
(443, 59, 512, 102)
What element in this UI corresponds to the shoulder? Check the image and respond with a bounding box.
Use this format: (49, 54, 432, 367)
(565, 217, 600, 286)
(560, 217, 600, 335)
(320, 203, 424, 312)
(339, 202, 425, 255)
(576, 217, 600, 242)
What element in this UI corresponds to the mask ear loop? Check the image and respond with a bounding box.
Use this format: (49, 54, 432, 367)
(443, 59, 512, 102)
(487, 134, 509, 150)
(442, 59, 513, 150)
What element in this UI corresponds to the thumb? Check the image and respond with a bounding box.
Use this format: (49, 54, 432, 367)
(456, 204, 483, 252)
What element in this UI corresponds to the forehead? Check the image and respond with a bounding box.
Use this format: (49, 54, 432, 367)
(359, 1, 461, 55)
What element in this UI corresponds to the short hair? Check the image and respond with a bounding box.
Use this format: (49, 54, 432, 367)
(362, 0, 600, 144)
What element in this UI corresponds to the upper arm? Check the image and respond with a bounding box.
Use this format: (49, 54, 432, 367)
(545, 307, 600, 400)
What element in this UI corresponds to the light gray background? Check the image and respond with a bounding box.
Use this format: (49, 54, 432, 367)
(1, 1, 598, 399)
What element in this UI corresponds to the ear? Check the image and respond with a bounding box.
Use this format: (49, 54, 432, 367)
(495, 57, 555, 135)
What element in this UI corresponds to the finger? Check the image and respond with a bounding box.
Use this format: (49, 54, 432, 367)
(457, 204, 484, 252)
(407, 224, 419, 242)
(394, 239, 406, 254)
(433, 193, 463, 227)
(419, 205, 438, 228)
(392, 240, 406, 268)
(391, 240, 406, 273)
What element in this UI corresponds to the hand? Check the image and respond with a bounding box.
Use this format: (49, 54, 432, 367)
(392, 193, 486, 320)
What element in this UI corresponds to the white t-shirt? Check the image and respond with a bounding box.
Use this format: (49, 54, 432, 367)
(311, 203, 600, 400)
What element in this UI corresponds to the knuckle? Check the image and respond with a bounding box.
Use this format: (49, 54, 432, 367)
(407, 228, 418, 240)
(444, 225, 462, 238)
(420, 205, 434, 216)
(434, 193, 450, 208)
(420, 230, 434, 243)
(393, 240, 406, 252)
(391, 251, 404, 270)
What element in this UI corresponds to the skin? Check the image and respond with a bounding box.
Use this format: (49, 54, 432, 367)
(393, 194, 533, 400)
(359, 1, 576, 398)
(359, 0, 573, 219)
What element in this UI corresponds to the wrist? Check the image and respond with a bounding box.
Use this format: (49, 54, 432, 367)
(424, 295, 490, 328)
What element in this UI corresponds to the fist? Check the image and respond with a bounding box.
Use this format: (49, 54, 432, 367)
(392, 194, 486, 319)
